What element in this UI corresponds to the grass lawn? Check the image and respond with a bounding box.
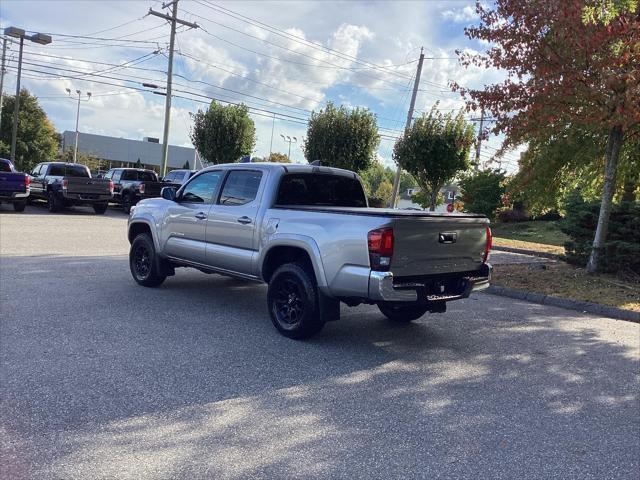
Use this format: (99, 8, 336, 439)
(491, 220, 568, 255)
(493, 262, 640, 312)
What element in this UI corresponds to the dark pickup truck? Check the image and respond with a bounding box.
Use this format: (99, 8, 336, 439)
(105, 168, 163, 213)
(0, 158, 30, 212)
(29, 162, 114, 214)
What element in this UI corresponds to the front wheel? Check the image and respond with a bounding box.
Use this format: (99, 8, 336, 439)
(267, 263, 325, 339)
(13, 201, 26, 212)
(93, 202, 108, 214)
(377, 303, 429, 323)
(129, 233, 167, 287)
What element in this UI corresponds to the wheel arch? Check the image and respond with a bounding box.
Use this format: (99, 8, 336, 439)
(260, 237, 328, 290)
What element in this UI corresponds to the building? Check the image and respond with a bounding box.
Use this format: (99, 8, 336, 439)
(61, 131, 197, 172)
(397, 184, 459, 212)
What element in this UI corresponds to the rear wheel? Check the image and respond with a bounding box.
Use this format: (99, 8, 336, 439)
(122, 193, 133, 214)
(47, 192, 62, 212)
(129, 233, 167, 287)
(13, 201, 26, 212)
(93, 202, 108, 214)
(377, 303, 429, 323)
(267, 263, 325, 339)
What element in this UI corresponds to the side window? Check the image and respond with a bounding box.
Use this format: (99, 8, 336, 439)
(180, 171, 224, 204)
(112, 170, 123, 182)
(219, 171, 263, 206)
(104, 170, 114, 180)
(31, 164, 43, 176)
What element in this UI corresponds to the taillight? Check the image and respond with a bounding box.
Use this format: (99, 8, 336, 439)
(368, 227, 394, 271)
(24, 174, 30, 186)
(138, 183, 145, 194)
(108, 180, 114, 194)
(62, 179, 68, 190)
(483, 227, 492, 263)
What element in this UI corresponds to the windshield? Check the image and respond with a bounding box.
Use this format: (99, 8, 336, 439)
(48, 164, 90, 177)
(276, 173, 367, 207)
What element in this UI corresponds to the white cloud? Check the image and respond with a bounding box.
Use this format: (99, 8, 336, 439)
(441, 5, 477, 23)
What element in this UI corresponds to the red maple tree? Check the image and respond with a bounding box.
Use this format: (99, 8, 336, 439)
(454, 0, 639, 272)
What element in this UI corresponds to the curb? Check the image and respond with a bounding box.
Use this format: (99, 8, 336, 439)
(492, 245, 560, 260)
(485, 285, 640, 323)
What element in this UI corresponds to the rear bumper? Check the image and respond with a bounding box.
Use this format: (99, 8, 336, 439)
(368, 264, 492, 303)
(62, 192, 113, 203)
(0, 189, 29, 201)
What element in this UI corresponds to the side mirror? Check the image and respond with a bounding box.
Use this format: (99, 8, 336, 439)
(161, 186, 177, 201)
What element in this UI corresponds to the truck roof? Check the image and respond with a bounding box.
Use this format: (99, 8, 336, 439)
(202, 162, 358, 178)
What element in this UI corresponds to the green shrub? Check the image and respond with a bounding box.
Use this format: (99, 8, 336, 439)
(561, 190, 640, 276)
(459, 169, 506, 219)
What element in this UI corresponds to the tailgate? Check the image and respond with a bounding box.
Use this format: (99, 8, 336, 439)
(65, 177, 111, 195)
(141, 182, 162, 198)
(0, 173, 26, 194)
(390, 215, 489, 276)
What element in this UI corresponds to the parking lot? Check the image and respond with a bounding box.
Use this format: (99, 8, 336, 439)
(1, 204, 639, 479)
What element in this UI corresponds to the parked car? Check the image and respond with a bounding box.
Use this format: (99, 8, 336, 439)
(0, 158, 30, 212)
(162, 169, 198, 186)
(29, 162, 113, 214)
(127, 163, 492, 339)
(104, 168, 163, 213)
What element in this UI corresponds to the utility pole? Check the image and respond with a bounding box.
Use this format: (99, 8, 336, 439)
(0, 38, 7, 130)
(474, 108, 485, 170)
(149, 0, 198, 177)
(67, 89, 91, 163)
(389, 47, 425, 208)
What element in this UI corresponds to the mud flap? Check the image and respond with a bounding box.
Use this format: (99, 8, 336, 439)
(319, 291, 340, 322)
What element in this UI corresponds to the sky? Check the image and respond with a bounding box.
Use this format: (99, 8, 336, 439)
(0, 0, 523, 170)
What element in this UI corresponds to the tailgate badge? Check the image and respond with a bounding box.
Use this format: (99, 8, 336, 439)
(438, 232, 457, 244)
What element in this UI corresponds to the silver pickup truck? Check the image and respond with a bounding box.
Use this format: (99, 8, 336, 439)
(127, 162, 491, 339)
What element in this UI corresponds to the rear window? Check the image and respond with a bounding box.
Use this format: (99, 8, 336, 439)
(138, 171, 158, 182)
(276, 173, 367, 207)
(48, 164, 89, 177)
(0, 161, 12, 173)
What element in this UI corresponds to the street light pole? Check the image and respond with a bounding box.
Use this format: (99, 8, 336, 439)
(9, 36, 24, 163)
(67, 89, 91, 163)
(280, 134, 297, 160)
(4, 27, 52, 163)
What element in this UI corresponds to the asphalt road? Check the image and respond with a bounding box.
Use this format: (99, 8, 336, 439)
(1, 205, 639, 479)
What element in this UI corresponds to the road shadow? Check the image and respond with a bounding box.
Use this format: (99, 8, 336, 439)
(0, 202, 128, 217)
(1, 255, 638, 479)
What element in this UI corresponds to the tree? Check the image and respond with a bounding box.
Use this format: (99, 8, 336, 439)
(393, 106, 474, 210)
(183, 160, 191, 169)
(190, 101, 255, 164)
(459, 169, 506, 219)
(454, 1, 640, 272)
(0, 89, 59, 172)
(304, 102, 380, 171)
(265, 152, 290, 163)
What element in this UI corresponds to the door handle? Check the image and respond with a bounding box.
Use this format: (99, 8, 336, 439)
(237, 216, 252, 225)
(195, 212, 207, 220)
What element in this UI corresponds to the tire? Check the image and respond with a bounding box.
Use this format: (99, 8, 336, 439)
(93, 202, 108, 214)
(377, 303, 429, 323)
(47, 191, 62, 212)
(129, 233, 167, 287)
(13, 201, 26, 212)
(267, 263, 325, 339)
(122, 193, 133, 214)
